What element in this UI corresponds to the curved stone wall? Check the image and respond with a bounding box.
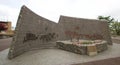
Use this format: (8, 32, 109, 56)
(8, 5, 112, 59)
(58, 16, 112, 45)
(8, 6, 63, 59)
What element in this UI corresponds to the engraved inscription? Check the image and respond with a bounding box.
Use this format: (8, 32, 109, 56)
(65, 31, 103, 40)
(23, 33, 57, 42)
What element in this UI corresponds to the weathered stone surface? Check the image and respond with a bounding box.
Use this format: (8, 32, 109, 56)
(58, 16, 112, 45)
(56, 40, 108, 55)
(56, 41, 87, 55)
(8, 6, 62, 59)
(96, 42, 108, 53)
(8, 5, 111, 59)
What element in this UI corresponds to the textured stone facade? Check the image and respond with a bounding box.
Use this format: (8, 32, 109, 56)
(96, 42, 108, 53)
(56, 41, 87, 55)
(58, 16, 112, 45)
(8, 5, 112, 59)
(56, 40, 108, 56)
(8, 6, 62, 59)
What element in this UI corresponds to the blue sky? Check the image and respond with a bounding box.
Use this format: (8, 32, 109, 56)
(0, 0, 120, 27)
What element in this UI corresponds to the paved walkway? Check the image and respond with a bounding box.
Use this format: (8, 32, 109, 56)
(73, 57, 120, 65)
(0, 38, 12, 51)
(0, 43, 120, 65)
(112, 36, 120, 44)
(0, 38, 120, 65)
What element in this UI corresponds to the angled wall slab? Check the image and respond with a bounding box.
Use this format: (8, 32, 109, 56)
(8, 6, 62, 59)
(8, 6, 112, 59)
(58, 15, 112, 45)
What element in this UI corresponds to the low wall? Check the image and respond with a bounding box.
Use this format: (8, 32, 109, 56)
(56, 41, 87, 55)
(56, 40, 108, 55)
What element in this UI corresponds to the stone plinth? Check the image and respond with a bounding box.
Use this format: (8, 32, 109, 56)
(56, 40, 108, 56)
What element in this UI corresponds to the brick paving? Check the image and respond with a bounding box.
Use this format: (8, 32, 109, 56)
(72, 57, 120, 65)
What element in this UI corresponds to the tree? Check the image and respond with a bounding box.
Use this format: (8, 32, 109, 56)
(98, 16, 115, 26)
(111, 21, 120, 35)
(98, 16, 120, 35)
(98, 16, 114, 33)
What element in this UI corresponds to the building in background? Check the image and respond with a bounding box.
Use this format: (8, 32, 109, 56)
(0, 21, 14, 38)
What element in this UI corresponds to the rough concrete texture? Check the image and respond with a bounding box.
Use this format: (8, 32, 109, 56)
(8, 5, 112, 59)
(0, 43, 120, 65)
(8, 6, 63, 59)
(58, 16, 112, 45)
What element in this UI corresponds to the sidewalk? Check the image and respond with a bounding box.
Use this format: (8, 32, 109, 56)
(0, 38, 120, 65)
(0, 43, 120, 65)
(0, 38, 12, 51)
(73, 57, 120, 65)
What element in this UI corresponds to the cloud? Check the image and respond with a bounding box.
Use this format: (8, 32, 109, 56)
(0, 0, 27, 27)
(0, 0, 120, 27)
(24, 0, 120, 22)
(0, 4, 20, 27)
(102, 9, 120, 21)
(25, 0, 72, 22)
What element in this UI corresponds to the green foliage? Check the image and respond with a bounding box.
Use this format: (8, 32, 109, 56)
(98, 16, 120, 35)
(111, 21, 120, 35)
(98, 16, 114, 22)
(81, 41, 93, 44)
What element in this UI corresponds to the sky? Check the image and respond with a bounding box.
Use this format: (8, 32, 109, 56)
(0, 0, 120, 27)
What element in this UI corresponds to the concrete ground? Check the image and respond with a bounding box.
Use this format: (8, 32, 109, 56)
(0, 38, 120, 65)
(73, 57, 120, 65)
(0, 38, 12, 51)
(112, 36, 120, 44)
(0, 44, 120, 65)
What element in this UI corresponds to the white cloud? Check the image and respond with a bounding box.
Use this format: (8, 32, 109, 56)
(24, 0, 120, 22)
(0, 0, 120, 27)
(0, 4, 20, 27)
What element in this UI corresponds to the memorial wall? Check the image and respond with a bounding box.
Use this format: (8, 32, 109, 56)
(8, 5, 112, 59)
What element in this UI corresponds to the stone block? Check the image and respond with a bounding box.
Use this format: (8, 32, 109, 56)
(87, 45, 97, 56)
